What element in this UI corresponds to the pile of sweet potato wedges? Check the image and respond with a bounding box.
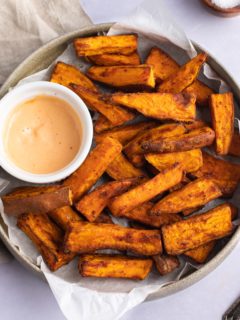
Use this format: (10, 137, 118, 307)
(3, 34, 240, 281)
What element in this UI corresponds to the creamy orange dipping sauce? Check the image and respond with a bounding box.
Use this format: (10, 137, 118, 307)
(4, 95, 82, 174)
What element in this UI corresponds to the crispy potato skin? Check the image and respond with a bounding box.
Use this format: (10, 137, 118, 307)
(95, 121, 157, 146)
(87, 65, 155, 91)
(106, 153, 147, 180)
(146, 48, 213, 105)
(142, 127, 215, 153)
(64, 222, 162, 255)
(190, 152, 240, 196)
(145, 149, 203, 173)
(151, 177, 222, 216)
(184, 241, 216, 263)
(17, 213, 75, 271)
(229, 130, 240, 157)
(3, 186, 72, 217)
(162, 203, 233, 255)
(74, 35, 138, 56)
(152, 254, 180, 275)
(210, 93, 234, 155)
(48, 206, 82, 231)
(88, 52, 141, 66)
(70, 84, 135, 126)
(112, 92, 196, 122)
(111, 201, 181, 228)
(50, 61, 97, 92)
(76, 177, 141, 222)
(79, 254, 153, 280)
(108, 164, 183, 215)
(124, 123, 187, 157)
(94, 115, 116, 133)
(157, 53, 207, 94)
(64, 137, 122, 202)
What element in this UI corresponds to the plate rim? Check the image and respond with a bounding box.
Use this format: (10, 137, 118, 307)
(0, 22, 240, 301)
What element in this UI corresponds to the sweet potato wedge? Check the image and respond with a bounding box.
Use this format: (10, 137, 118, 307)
(210, 92, 234, 155)
(94, 115, 116, 133)
(162, 203, 233, 255)
(190, 152, 240, 196)
(108, 164, 183, 216)
(64, 221, 162, 255)
(142, 127, 215, 153)
(70, 84, 135, 125)
(145, 149, 203, 173)
(50, 61, 97, 92)
(79, 254, 153, 280)
(48, 206, 82, 230)
(183, 120, 207, 131)
(63, 137, 122, 201)
(74, 34, 138, 56)
(152, 254, 180, 275)
(17, 213, 75, 271)
(87, 52, 141, 66)
(151, 177, 222, 216)
(111, 92, 196, 122)
(76, 177, 141, 222)
(146, 47, 213, 105)
(157, 52, 207, 94)
(124, 123, 187, 157)
(184, 241, 216, 263)
(3, 186, 72, 217)
(127, 153, 146, 168)
(229, 130, 240, 157)
(87, 65, 155, 91)
(95, 121, 157, 146)
(111, 201, 181, 228)
(106, 153, 147, 180)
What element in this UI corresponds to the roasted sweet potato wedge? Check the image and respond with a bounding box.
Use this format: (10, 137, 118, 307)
(87, 52, 141, 66)
(184, 241, 216, 264)
(63, 137, 122, 201)
(64, 221, 162, 255)
(190, 152, 240, 196)
(48, 206, 82, 231)
(50, 61, 97, 92)
(111, 201, 181, 228)
(145, 149, 202, 173)
(124, 123, 187, 157)
(146, 47, 213, 105)
(142, 127, 215, 153)
(74, 35, 138, 56)
(151, 177, 222, 216)
(94, 115, 116, 133)
(210, 92, 234, 155)
(127, 153, 146, 168)
(95, 121, 157, 146)
(79, 254, 153, 280)
(108, 164, 183, 216)
(162, 203, 233, 255)
(3, 186, 72, 217)
(70, 84, 135, 125)
(111, 92, 196, 122)
(17, 213, 75, 271)
(157, 53, 207, 94)
(76, 177, 141, 222)
(106, 153, 147, 180)
(152, 254, 180, 275)
(183, 120, 207, 131)
(229, 130, 240, 157)
(87, 65, 155, 91)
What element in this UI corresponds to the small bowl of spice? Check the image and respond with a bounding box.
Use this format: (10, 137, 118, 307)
(201, 0, 240, 17)
(0, 81, 93, 183)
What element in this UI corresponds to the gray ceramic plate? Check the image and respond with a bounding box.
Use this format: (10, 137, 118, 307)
(0, 23, 240, 301)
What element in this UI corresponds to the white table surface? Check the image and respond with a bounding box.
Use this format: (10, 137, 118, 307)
(1, 1, 240, 319)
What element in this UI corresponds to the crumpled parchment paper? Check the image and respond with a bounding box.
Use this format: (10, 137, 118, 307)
(0, 0, 239, 319)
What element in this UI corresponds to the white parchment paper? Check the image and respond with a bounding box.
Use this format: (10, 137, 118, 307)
(0, 1, 240, 319)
